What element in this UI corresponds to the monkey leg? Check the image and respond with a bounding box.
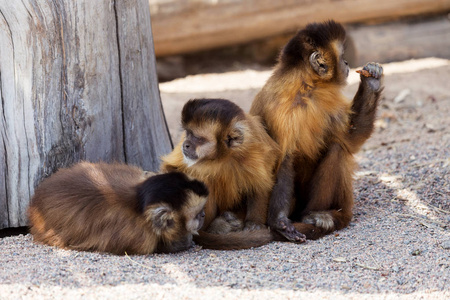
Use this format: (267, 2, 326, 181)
(349, 62, 383, 152)
(267, 155, 306, 243)
(243, 188, 271, 231)
(293, 209, 353, 240)
(202, 200, 218, 230)
(294, 144, 354, 239)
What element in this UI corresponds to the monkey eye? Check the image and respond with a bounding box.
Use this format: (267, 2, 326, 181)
(197, 210, 205, 220)
(187, 130, 205, 144)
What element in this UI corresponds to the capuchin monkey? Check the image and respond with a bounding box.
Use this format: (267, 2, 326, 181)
(161, 98, 281, 249)
(250, 20, 384, 241)
(28, 162, 208, 255)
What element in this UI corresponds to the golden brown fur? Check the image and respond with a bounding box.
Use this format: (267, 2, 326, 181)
(161, 99, 279, 249)
(28, 162, 208, 255)
(250, 20, 383, 241)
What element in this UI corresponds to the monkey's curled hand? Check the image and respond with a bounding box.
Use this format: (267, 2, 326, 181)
(272, 216, 306, 243)
(358, 62, 383, 92)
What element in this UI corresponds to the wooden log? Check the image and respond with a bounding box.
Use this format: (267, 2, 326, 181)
(149, 0, 450, 57)
(346, 16, 450, 67)
(0, 0, 171, 229)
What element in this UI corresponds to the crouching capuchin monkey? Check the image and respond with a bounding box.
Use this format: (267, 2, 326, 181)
(250, 20, 384, 242)
(28, 162, 208, 255)
(161, 98, 283, 249)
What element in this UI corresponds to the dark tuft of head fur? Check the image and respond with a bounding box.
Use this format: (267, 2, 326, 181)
(137, 172, 208, 212)
(303, 20, 346, 49)
(181, 99, 245, 128)
(282, 20, 346, 69)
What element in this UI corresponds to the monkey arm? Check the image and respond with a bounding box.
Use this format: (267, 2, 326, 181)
(267, 155, 306, 242)
(348, 63, 384, 152)
(243, 190, 269, 231)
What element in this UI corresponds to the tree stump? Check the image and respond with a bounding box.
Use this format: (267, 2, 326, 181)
(0, 0, 171, 229)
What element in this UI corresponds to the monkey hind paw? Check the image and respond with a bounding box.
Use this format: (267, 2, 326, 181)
(243, 221, 266, 231)
(302, 211, 335, 232)
(207, 212, 243, 234)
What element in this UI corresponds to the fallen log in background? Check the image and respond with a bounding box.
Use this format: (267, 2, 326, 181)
(149, 0, 450, 57)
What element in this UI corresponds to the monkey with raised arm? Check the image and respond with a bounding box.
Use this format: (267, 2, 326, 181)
(250, 20, 384, 241)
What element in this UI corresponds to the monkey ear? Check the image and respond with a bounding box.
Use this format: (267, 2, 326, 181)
(309, 51, 329, 76)
(145, 205, 176, 235)
(228, 121, 246, 147)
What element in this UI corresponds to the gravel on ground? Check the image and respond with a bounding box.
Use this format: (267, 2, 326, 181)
(1, 58, 448, 299)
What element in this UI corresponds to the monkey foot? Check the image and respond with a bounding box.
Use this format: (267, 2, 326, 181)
(302, 211, 335, 231)
(273, 217, 306, 243)
(243, 221, 265, 231)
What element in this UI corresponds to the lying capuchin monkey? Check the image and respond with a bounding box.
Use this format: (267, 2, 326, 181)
(28, 162, 208, 255)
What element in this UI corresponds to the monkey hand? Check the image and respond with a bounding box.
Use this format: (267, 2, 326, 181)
(270, 216, 306, 243)
(360, 62, 383, 92)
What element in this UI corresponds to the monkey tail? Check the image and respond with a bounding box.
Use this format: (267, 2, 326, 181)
(193, 229, 274, 250)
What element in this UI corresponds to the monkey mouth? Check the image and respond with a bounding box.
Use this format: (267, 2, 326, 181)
(182, 152, 198, 167)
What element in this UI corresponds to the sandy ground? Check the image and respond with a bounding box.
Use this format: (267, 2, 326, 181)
(1, 58, 449, 299)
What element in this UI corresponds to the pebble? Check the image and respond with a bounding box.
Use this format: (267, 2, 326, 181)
(441, 240, 450, 250)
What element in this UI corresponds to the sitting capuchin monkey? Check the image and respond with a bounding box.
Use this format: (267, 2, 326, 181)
(161, 98, 282, 249)
(250, 20, 384, 242)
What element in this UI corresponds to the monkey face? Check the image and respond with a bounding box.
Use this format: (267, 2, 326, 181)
(182, 128, 217, 165)
(308, 41, 348, 82)
(281, 20, 349, 84)
(185, 206, 206, 234)
(181, 121, 246, 167)
(180, 99, 248, 167)
(139, 172, 208, 234)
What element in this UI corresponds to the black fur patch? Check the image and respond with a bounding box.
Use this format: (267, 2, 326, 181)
(181, 99, 245, 128)
(282, 20, 346, 69)
(137, 172, 208, 212)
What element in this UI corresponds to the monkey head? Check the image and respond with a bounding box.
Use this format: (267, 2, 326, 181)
(137, 172, 208, 243)
(180, 99, 248, 166)
(281, 20, 349, 84)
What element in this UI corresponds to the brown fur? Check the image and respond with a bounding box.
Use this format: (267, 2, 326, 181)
(250, 20, 383, 241)
(161, 99, 280, 249)
(28, 162, 207, 255)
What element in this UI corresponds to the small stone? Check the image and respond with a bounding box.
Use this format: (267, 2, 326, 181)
(394, 89, 411, 104)
(332, 257, 347, 262)
(411, 249, 421, 256)
(441, 240, 450, 250)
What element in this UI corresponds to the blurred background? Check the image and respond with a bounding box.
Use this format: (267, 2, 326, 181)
(148, 0, 450, 81)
